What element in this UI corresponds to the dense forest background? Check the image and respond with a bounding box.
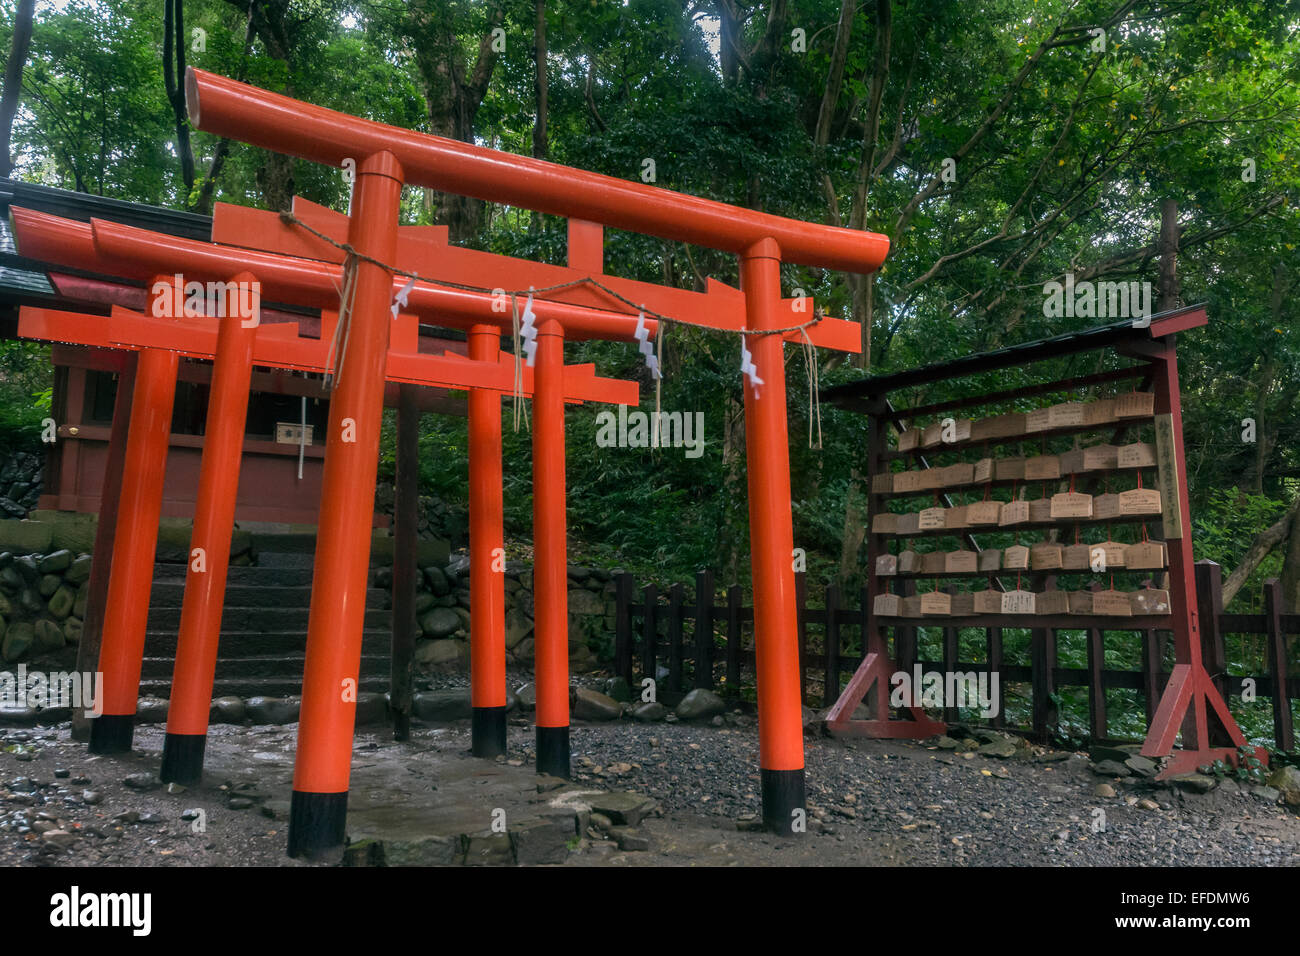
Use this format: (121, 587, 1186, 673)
(0, 0, 1296, 618)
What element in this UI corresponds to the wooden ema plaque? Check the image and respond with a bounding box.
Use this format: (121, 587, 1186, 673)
(917, 469, 944, 491)
(897, 550, 920, 573)
(999, 500, 1030, 526)
(1047, 402, 1085, 428)
(973, 458, 994, 483)
(973, 589, 1002, 614)
(900, 595, 922, 617)
(875, 553, 898, 576)
(1001, 590, 1036, 614)
(1125, 541, 1166, 569)
(898, 428, 922, 451)
(921, 551, 947, 574)
(1115, 391, 1155, 419)
(1036, 589, 1069, 615)
(898, 512, 921, 535)
(945, 505, 969, 529)
(920, 592, 951, 615)
(977, 549, 1002, 572)
(1050, 491, 1093, 519)
(1083, 444, 1119, 470)
(1068, 591, 1093, 614)
(943, 462, 975, 486)
(945, 550, 978, 574)
(1028, 497, 1053, 523)
(1083, 399, 1117, 426)
(1024, 455, 1061, 480)
(872, 513, 899, 534)
(1093, 493, 1120, 520)
(1119, 488, 1162, 516)
(966, 501, 1001, 525)
(872, 473, 895, 495)
(874, 593, 902, 617)
(995, 457, 1025, 481)
(1025, 408, 1052, 434)
(1030, 543, 1064, 570)
(972, 412, 1027, 441)
(1059, 448, 1085, 475)
(1118, 442, 1157, 469)
(942, 418, 973, 444)
(921, 423, 943, 448)
(950, 593, 975, 615)
(1131, 588, 1171, 615)
(1062, 543, 1092, 570)
(1093, 590, 1134, 616)
(918, 507, 947, 530)
(1093, 540, 1127, 568)
(894, 470, 923, 493)
(1003, 545, 1030, 570)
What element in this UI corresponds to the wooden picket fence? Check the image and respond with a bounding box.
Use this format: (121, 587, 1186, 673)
(612, 560, 1299, 750)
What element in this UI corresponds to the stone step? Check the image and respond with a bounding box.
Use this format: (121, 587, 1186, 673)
(140, 628, 393, 657)
(145, 605, 392, 632)
(150, 564, 317, 587)
(147, 582, 389, 610)
(140, 652, 390, 679)
(137, 674, 391, 698)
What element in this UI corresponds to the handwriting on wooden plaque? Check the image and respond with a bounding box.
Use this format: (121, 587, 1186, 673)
(1083, 444, 1118, 470)
(1068, 591, 1093, 614)
(920, 592, 951, 615)
(917, 469, 944, 491)
(898, 428, 921, 451)
(1115, 391, 1155, 419)
(897, 550, 919, 573)
(1001, 590, 1036, 614)
(873, 473, 895, 495)
(873, 593, 902, 617)
(1030, 544, 1064, 570)
(875, 554, 898, 576)
(920, 551, 946, 574)
(897, 512, 921, 535)
(1093, 590, 1134, 616)
(945, 550, 978, 574)
(1117, 442, 1157, 469)
(1130, 589, 1171, 615)
(973, 458, 994, 483)
(1118, 488, 1162, 516)
(1051, 491, 1093, 519)
(1059, 448, 1085, 475)
(977, 549, 1002, 572)
(995, 457, 1026, 481)
(966, 501, 1001, 525)
(1154, 414, 1184, 539)
(1025, 455, 1062, 481)
(950, 593, 975, 615)
(1083, 399, 1117, 426)
(918, 507, 947, 530)
(971, 589, 1000, 614)
(1125, 541, 1166, 569)
(1035, 590, 1069, 615)
(893, 470, 922, 493)
(999, 500, 1030, 526)
(945, 505, 968, 529)
(1062, 544, 1092, 570)
(1093, 493, 1120, 520)
(872, 513, 899, 534)
(1025, 408, 1052, 434)
(1047, 402, 1085, 428)
(1093, 540, 1127, 568)
(1028, 498, 1053, 523)
(943, 463, 975, 486)
(1003, 545, 1030, 570)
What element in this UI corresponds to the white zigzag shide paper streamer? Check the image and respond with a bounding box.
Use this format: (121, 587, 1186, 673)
(520, 293, 538, 366)
(741, 337, 763, 394)
(635, 311, 661, 379)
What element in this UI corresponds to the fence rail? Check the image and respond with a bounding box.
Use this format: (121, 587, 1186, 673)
(611, 560, 1300, 750)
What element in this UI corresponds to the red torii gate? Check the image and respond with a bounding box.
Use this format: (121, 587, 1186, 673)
(178, 67, 888, 855)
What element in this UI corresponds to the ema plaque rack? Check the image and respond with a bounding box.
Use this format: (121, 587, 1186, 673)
(821, 309, 1265, 779)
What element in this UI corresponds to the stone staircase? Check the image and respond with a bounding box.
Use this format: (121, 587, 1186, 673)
(138, 549, 392, 699)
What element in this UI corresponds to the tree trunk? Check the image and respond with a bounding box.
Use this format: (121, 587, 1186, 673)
(163, 0, 196, 195)
(1158, 198, 1179, 312)
(0, 0, 36, 179)
(1222, 492, 1300, 608)
(838, 468, 867, 585)
(533, 0, 547, 160)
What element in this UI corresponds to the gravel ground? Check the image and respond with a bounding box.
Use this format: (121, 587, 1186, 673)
(2, 713, 1296, 867)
